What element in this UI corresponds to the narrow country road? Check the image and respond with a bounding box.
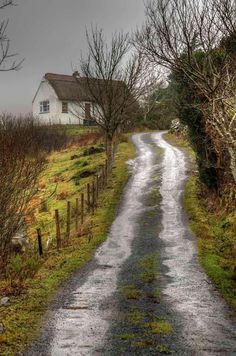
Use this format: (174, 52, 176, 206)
(24, 133, 236, 356)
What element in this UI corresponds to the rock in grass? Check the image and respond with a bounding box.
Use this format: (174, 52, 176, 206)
(83, 146, 104, 156)
(71, 154, 79, 160)
(1, 297, 10, 306)
(0, 323, 5, 333)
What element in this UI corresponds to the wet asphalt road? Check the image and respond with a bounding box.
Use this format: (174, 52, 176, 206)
(24, 132, 236, 356)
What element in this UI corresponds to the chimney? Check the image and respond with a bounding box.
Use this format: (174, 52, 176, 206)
(73, 71, 80, 80)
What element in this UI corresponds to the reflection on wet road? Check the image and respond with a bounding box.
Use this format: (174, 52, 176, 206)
(25, 132, 236, 356)
(154, 132, 236, 355)
(49, 134, 156, 355)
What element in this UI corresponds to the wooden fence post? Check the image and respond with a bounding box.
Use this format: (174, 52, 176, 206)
(96, 174, 99, 199)
(102, 165, 105, 188)
(81, 192, 84, 225)
(55, 209, 62, 250)
(66, 201, 71, 245)
(87, 183, 91, 212)
(105, 159, 108, 179)
(36, 228, 43, 256)
(92, 180, 95, 214)
(75, 198, 79, 232)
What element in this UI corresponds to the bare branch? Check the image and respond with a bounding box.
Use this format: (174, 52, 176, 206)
(0, 0, 23, 72)
(134, 0, 236, 183)
(74, 26, 151, 159)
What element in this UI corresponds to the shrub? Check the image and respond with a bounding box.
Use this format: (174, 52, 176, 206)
(0, 114, 72, 272)
(6, 254, 41, 294)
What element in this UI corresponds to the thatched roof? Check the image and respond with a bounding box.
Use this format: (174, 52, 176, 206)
(44, 73, 138, 111)
(44, 73, 94, 102)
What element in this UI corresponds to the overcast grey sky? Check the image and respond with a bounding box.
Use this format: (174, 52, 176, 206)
(0, 0, 145, 114)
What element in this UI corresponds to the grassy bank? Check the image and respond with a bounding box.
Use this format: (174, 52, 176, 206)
(165, 133, 236, 309)
(0, 137, 135, 356)
(185, 177, 236, 308)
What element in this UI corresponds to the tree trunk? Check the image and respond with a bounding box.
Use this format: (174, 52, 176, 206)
(228, 146, 236, 184)
(105, 134, 113, 165)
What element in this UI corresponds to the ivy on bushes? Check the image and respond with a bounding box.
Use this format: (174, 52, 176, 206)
(168, 71, 219, 189)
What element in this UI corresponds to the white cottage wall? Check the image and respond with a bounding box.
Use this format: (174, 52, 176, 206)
(32, 79, 84, 125)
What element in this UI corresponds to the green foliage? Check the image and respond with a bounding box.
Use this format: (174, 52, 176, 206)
(140, 86, 176, 130)
(6, 254, 41, 291)
(168, 69, 219, 188)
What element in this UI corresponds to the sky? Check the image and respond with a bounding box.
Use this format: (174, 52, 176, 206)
(0, 0, 146, 114)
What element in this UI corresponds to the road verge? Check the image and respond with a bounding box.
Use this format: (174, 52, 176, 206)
(0, 138, 135, 356)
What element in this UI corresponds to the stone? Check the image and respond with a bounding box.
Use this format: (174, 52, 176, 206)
(0, 323, 5, 333)
(1, 297, 10, 306)
(83, 146, 104, 156)
(71, 154, 79, 160)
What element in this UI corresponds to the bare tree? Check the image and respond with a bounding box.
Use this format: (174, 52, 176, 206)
(0, 116, 44, 271)
(135, 0, 236, 183)
(74, 27, 151, 161)
(0, 0, 23, 71)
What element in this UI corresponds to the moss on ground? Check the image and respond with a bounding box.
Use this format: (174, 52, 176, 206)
(115, 249, 173, 352)
(146, 188, 162, 207)
(139, 253, 159, 284)
(120, 284, 141, 300)
(0, 139, 135, 356)
(119, 333, 137, 341)
(126, 311, 145, 325)
(145, 319, 173, 335)
(156, 344, 174, 354)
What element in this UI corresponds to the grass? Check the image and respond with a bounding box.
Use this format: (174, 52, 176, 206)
(0, 137, 135, 356)
(156, 344, 174, 354)
(164, 132, 193, 152)
(147, 188, 162, 207)
(27, 135, 105, 242)
(139, 254, 159, 284)
(145, 319, 173, 335)
(119, 333, 137, 341)
(165, 132, 236, 309)
(185, 177, 236, 308)
(127, 311, 145, 325)
(58, 124, 98, 137)
(120, 284, 141, 300)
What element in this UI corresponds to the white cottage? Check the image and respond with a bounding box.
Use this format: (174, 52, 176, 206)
(32, 73, 96, 125)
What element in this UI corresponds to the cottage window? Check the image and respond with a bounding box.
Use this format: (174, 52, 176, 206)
(40, 100, 50, 114)
(62, 102, 68, 113)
